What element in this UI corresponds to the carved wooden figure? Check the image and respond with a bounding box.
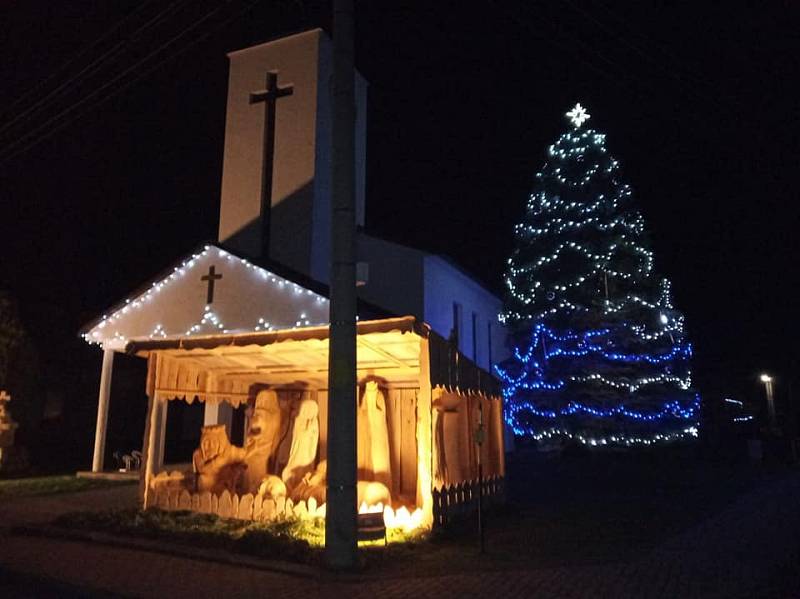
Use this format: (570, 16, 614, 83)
(281, 398, 319, 491)
(357, 381, 392, 488)
(241, 389, 283, 493)
(192, 424, 247, 495)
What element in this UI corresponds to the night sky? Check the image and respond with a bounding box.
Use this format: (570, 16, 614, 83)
(1, 1, 798, 438)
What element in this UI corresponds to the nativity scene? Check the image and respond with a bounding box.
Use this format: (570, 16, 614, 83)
(80, 29, 506, 532)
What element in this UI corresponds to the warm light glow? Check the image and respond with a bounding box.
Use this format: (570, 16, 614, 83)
(383, 505, 425, 533)
(760, 374, 772, 383)
(356, 501, 425, 533)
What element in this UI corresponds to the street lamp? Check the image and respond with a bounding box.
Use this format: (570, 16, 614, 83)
(760, 373, 777, 432)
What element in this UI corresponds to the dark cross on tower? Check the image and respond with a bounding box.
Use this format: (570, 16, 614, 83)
(249, 70, 294, 258)
(201, 265, 223, 304)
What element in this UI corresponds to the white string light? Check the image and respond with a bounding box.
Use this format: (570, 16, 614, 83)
(499, 106, 698, 445)
(84, 245, 330, 346)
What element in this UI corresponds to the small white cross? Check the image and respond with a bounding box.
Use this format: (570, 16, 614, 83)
(566, 103, 591, 128)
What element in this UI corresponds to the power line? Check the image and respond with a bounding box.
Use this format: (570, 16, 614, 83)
(0, 1, 257, 164)
(0, 1, 192, 138)
(492, 0, 733, 132)
(490, 0, 648, 99)
(555, 0, 733, 111)
(0, 0, 158, 121)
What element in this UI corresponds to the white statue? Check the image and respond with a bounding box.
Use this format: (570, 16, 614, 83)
(281, 398, 319, 491)
(357, 381, 392, 489)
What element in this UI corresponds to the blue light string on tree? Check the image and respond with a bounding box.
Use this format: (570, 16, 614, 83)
(502, 393, 700, 422)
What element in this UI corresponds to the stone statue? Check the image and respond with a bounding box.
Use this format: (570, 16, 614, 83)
(241, 390, 283, 494)
(192, 424, 247, 495)
(281, 398, 319, 491)
(357, 381, 392, 489)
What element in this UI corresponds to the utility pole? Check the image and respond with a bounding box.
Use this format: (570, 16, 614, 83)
(325, 0, 358, 570)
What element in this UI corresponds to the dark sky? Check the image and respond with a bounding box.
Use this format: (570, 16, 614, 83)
(1, 1, 798, 412)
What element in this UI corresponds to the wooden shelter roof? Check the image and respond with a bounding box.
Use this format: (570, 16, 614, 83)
(127, 316, 500, 397)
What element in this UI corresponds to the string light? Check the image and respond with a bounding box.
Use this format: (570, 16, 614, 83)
(84, 245, 329, 346)
(515, 425, 699, 447)
(499, 105, 699, 444)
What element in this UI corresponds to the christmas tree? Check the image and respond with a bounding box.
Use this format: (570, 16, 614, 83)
(497, 104, 699, 446)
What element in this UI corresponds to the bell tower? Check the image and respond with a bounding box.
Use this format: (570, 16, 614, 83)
(217, 29, 367, 283)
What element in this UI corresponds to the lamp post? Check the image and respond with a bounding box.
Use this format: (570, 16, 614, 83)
(760, 373, 777, 432)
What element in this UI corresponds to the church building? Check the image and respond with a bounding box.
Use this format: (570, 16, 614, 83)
(81, 29, 507, 530)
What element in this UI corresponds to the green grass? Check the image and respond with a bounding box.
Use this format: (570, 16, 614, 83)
(0, 475, 135, 498)
(52, 507, 428, 568)
(54, 509, 428, 565)
(56, 508, 321, 563)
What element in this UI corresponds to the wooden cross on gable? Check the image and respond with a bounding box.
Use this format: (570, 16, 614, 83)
(201, 266, 223, 304)
(250, 70, 294, 258)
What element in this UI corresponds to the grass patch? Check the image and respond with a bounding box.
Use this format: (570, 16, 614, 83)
(52, 507, 430, 568)
(55, 508, 323, 565)
(0, 475, 135, 498)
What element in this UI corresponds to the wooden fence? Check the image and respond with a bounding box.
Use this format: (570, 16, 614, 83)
(431, 475, 505, 528)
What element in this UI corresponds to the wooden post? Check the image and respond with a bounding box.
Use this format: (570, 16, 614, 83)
(140, 353, 160, 507)
(154, 400, 168, 471)
(416, 335, 434, 528)
(91, 348, 115, 472)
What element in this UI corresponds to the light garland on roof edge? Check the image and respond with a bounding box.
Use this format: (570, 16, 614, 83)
(83, 245, 329, 346)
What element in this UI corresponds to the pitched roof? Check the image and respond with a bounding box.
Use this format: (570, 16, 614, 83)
(81, 243, 338, 349)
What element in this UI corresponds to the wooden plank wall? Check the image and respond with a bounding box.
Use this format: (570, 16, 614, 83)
(384, 388, 418, 502)
(317, 389, 328, 462)
(432, 390, 504, 489)
(308, 386, 418, 504)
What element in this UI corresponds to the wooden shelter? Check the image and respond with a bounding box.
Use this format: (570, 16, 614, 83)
(127, 316, 504, 529)
(82, 244, 504, 530)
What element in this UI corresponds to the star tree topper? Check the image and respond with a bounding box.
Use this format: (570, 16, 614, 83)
(566, 103, 591, 128)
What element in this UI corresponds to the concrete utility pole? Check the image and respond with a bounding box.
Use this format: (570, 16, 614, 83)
(325, 0, 358, 569)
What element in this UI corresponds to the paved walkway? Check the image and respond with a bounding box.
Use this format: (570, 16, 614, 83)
(0, 483, 139, 526)
(1, 473, 799, 598)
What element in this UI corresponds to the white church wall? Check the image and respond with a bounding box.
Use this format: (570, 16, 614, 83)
(355, 233, 508, 374)
(356, 234, 425, 319)
(422, 256, 508, 372)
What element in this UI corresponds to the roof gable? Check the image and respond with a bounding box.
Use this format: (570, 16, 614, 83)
(84, 245, 329, 349)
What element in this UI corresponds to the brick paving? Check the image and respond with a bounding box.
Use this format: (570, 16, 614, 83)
(1, 471, 799, 598)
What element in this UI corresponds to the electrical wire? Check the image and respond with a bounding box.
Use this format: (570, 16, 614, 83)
(0, 1, 259, 164)
(0, 0, 187, 136)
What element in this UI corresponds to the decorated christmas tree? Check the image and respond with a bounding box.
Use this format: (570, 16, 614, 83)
(498, 104, 699, 446)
